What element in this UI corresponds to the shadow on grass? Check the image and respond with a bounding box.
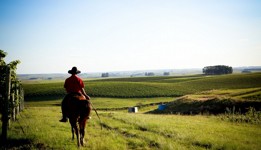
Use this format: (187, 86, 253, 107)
(0, 136, 51, 150)
(0, 137, 34, 149)
(25, 95, 63, 107)
(148, 98, 261, 115)
(25, 95, 64, 102)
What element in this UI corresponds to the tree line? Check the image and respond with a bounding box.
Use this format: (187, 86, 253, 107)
(203, 65, 233, 75)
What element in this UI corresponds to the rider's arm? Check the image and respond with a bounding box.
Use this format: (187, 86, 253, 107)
(81, 88, 90, 100)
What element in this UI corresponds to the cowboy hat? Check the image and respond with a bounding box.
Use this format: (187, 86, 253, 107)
(68, 67, 81, 74)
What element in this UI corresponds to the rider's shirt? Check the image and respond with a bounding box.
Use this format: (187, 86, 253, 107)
(64, 74, 84, 93)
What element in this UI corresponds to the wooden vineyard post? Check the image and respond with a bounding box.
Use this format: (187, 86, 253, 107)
(11, 93, 16, 121)
(15, 83, 19, 119)
(1, 66, 11, 143)
(19, 86, 24, 111)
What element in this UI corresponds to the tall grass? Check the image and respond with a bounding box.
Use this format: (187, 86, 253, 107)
(221, 106, 261, 124)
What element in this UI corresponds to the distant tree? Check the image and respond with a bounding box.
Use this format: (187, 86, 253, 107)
(203, 65, 233, 75)
(242, 70, 251, 73)
(145, 72, 155, 76)
(101, 72, 109, 77)
(163, 72, 170, 76)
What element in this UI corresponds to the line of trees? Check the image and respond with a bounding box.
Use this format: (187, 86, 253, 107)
(203, 65, 233, 75)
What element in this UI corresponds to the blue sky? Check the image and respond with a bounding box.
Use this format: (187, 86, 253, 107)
(1, 0, 261, 74)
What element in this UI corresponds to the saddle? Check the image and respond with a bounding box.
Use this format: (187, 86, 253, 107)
(69, 93, 86, 101)
(65, 93, 89, 114)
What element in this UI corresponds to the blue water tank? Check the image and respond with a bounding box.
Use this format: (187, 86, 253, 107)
(158, 104, 167, 110)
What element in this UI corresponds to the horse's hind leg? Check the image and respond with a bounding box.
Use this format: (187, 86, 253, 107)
(70, 119, 76, 140)
(72, 125, 80, 147)
(80, 128, 85, 146)
(70, 119, 80, 147)
(79, 118, 88, 146)
(75, 126, 80, 147)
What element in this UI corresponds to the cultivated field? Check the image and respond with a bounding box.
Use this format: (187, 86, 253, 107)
(1, 73, 261, 149)
(23, 73, 261, 98)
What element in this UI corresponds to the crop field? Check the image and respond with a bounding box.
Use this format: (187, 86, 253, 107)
(1, 73, 261, 149)
(23, 73, 261, 98)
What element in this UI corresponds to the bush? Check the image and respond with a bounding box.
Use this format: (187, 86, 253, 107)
(222, 107, 261, 124)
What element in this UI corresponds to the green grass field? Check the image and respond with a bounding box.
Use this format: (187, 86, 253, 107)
(1, 106, 261, 150)
(1, 73, 261, 149)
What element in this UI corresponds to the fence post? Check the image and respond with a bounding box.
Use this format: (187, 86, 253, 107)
(11, 93, 16, 121)
(15, 83, 20, 118)
(19, 86, 24, 111)
(1, 66, 11, 143)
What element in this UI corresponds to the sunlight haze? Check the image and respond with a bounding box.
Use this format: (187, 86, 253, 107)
(0, 0, 260, 74)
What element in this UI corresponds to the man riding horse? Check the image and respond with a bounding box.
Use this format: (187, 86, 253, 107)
(60, 66, 91, 122)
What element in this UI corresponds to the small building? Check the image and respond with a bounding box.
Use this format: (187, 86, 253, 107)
(101, 72, 109, 77)
(145, 72, 155, 76)
(128, 107, 138, 113)
(163, 72, 170, 76)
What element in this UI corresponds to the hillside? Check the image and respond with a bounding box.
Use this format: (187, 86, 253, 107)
(151, 87, 261, 114)
(23, 73, 261, 99)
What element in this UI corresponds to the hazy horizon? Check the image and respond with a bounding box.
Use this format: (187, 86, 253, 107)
(1, 0, 261, 74)
(15, 66, 261, 75)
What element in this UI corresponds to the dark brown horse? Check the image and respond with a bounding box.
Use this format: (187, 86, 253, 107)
(65, 95, 90, 147)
